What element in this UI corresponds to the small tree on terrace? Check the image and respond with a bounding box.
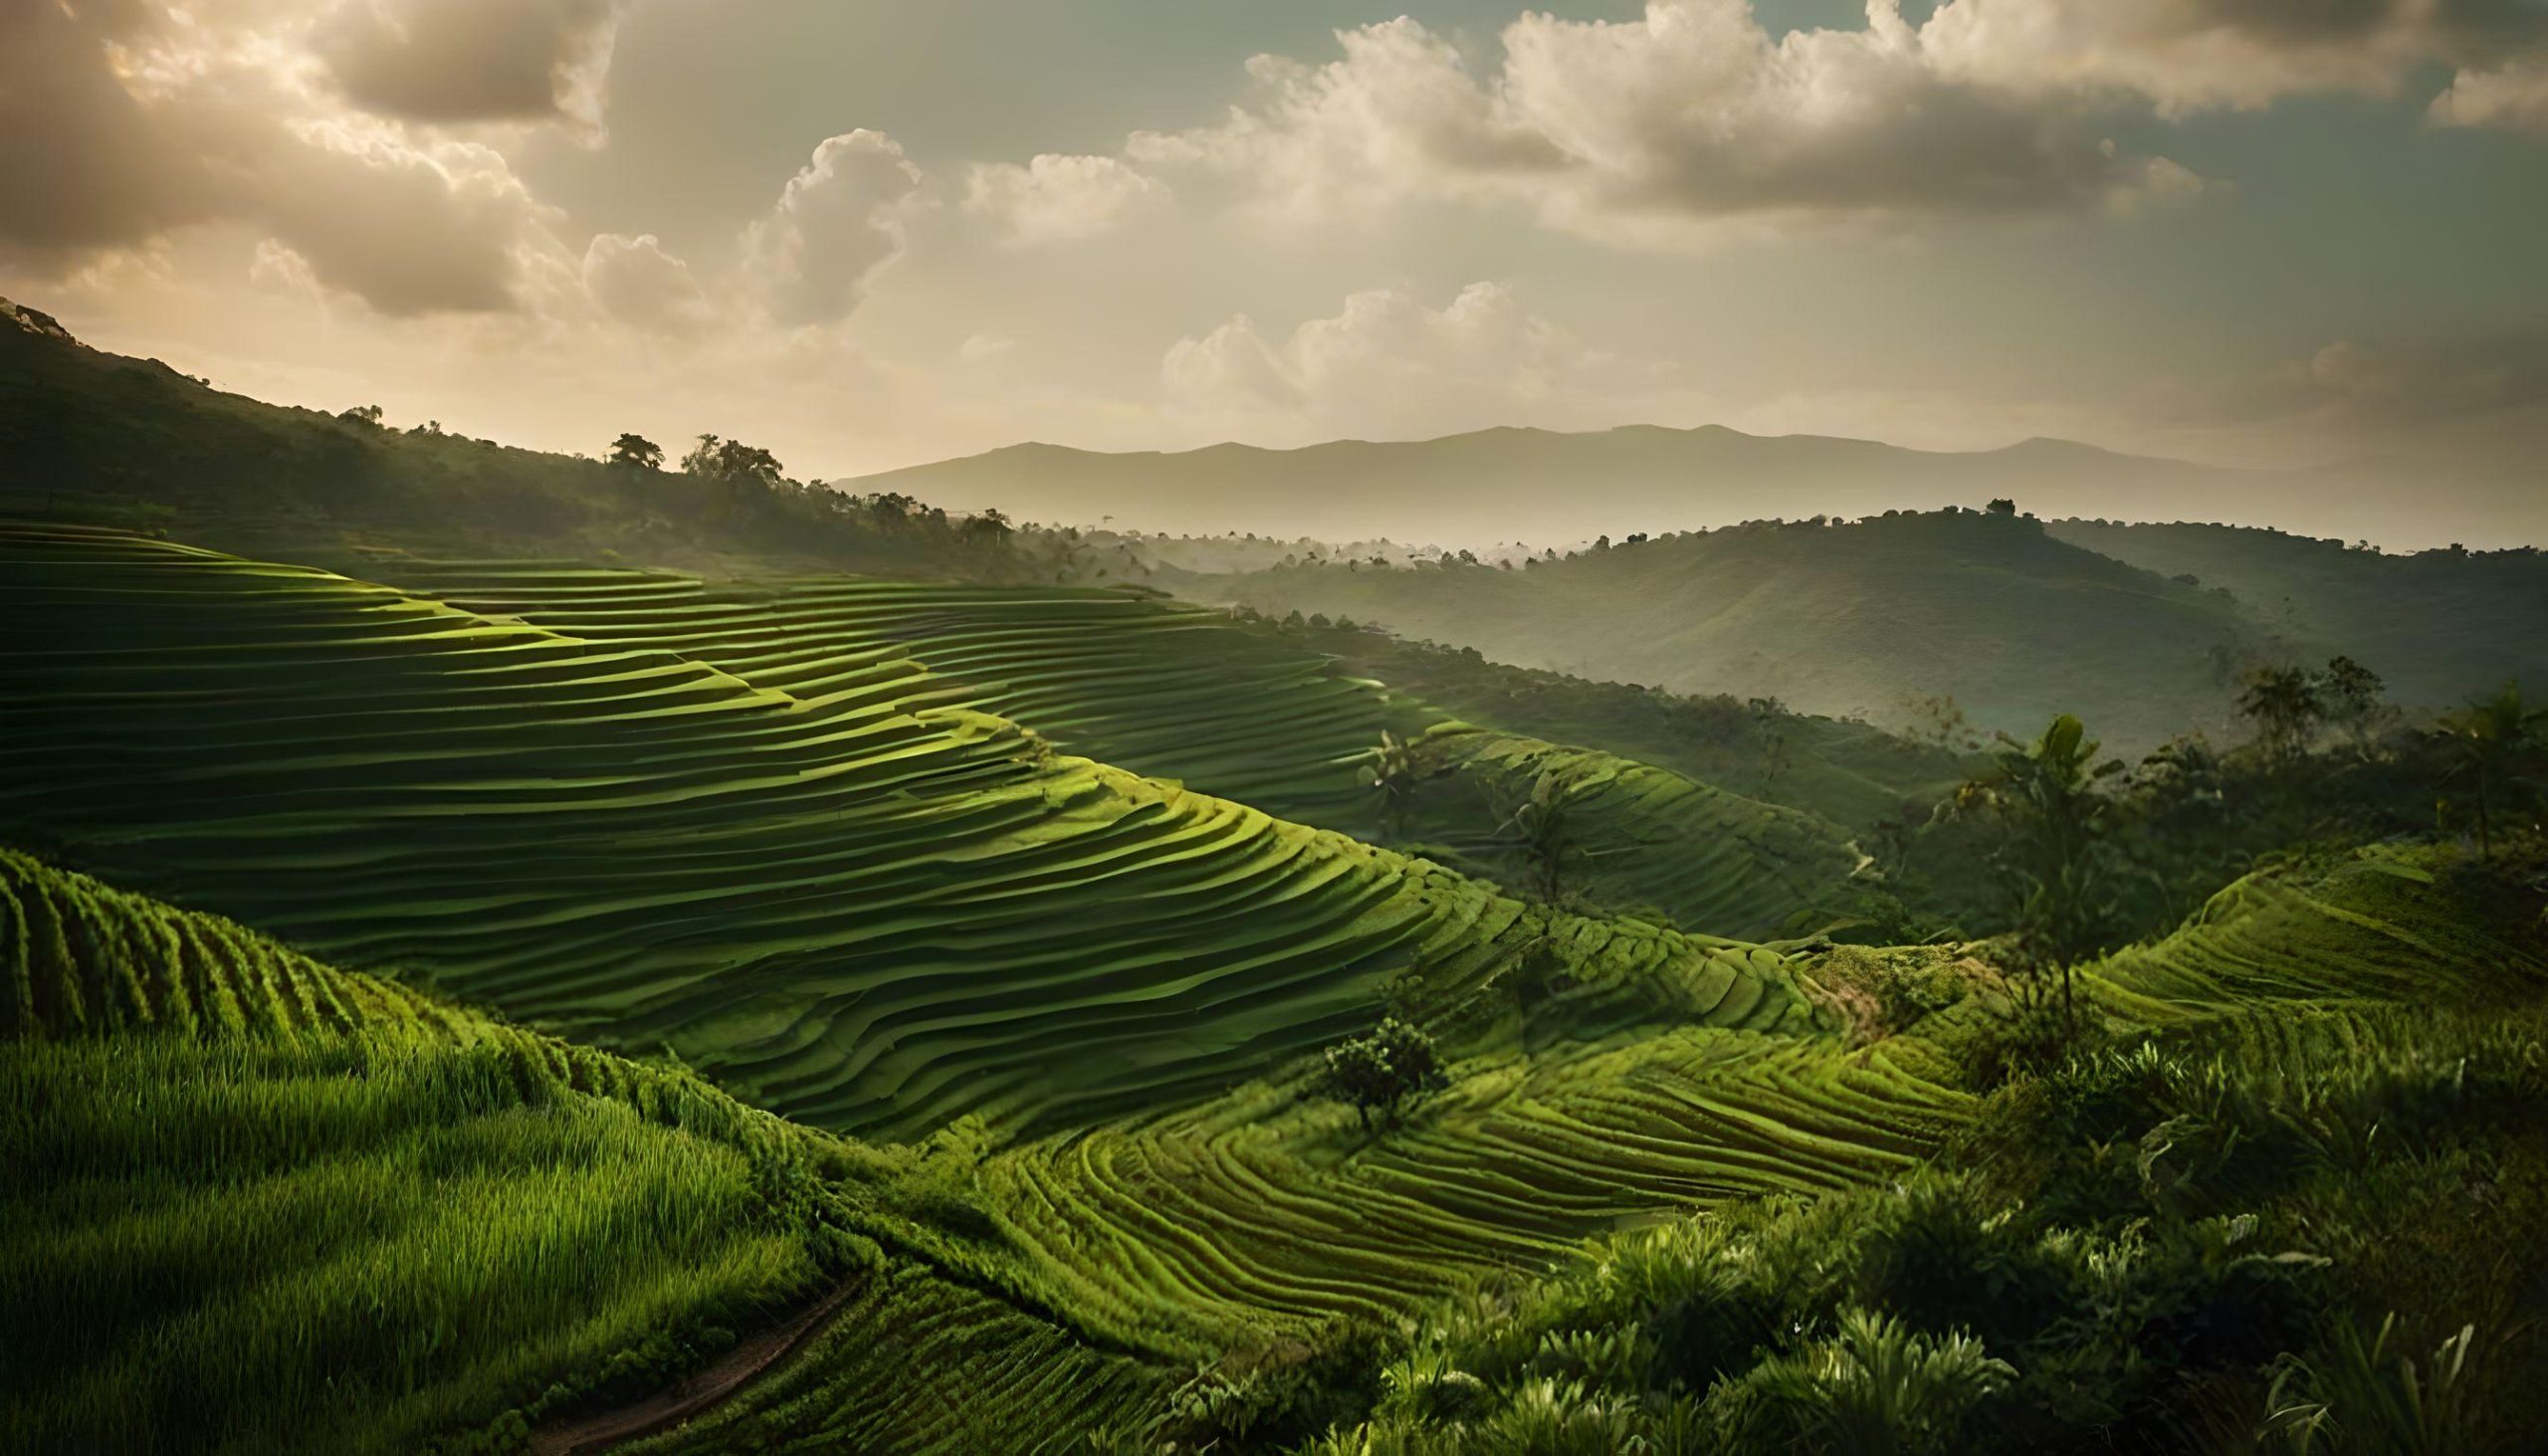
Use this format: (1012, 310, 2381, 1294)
(1320, 1017, 1445, 1130)
(608, 433, 664, 472)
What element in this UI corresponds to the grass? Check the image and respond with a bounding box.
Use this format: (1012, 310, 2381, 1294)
(341, 551, 1871, 938)
(0, 848, 868, 1455)
(0, 523, 1810, 1144)
(11, 523, 2548, 1452)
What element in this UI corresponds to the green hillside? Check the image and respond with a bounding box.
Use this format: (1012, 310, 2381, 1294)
(1184, 508, 2273, 748)
(0, 524, 1826, 1144)
(1258, 619, 1974, 833)
(0, 299, 1041, 582)
(2047, 519, 2548, 713)
(1, 849, 865, 1454)
(331, 552, 1870, 939)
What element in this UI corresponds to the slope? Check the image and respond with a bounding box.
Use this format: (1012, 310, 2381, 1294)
(1, 849, 969, 1454)
(334, 552, 1870, 939)
(0, 524, 1812, 1144)
(2047, 518, 2548, 711)
(1190, 508, 2270, 748)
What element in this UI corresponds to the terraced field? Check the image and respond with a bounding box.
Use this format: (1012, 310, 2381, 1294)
(0, 850, 853, 1455)
(0, 525, 1815, 1142)
(349, 554, 1869, 938)
(2082, 847, 2548, 1017)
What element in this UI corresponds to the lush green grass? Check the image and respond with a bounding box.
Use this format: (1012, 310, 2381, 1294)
(0, 849, 868, 1455)
(1252, 620, 1975, 835)
(339, 553, 1870, 938)
(0, 524, 1810, 1143)
(1284, 846, 2548, 1455)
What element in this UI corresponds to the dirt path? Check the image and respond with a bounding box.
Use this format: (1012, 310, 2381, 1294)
(528, 1278, 861, 1456)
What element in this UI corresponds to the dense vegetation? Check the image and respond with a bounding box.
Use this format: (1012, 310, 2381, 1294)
(1177, 507, 2548, 751)
(11, 306, 2548, 1453)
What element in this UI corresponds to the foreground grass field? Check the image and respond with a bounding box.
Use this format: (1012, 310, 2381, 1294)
(1, 850, 866, 1454)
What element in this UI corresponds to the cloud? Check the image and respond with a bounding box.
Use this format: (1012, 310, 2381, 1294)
(0, 0, 566, 314)
(2146, 331, 2548, 430)
(313, 0, 629, 133)
(1164, 282, 1694, 441)
(2430, 57, 2548, 133)
(1917, 0, 2547, 115)
(1127, 0, 2548, 246)
(1127, 3, 2208, 244)
(743, 131, 925, 327)
(961, 154, 1169, 244)
(581, 233, 710, 333)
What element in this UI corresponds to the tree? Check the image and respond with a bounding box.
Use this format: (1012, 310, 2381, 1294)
(959, 508, 1014, 548)
(2237, 665, 2325, 762)
(2321, 655, 2390, 758)
(681, 434, 785, 491)
(1956, 714, 2124, 1025)
(1497, 768, 1582, 904)
(1985, 498, 2017, 517)
(337, 404, 383, 427)
(1319, 1017, 1445, 1130)
(2438, 682, 2545, 859)
(1749, 697, 1792, 789)
(1354, 728, 1446, 840)
(607, 432, 664, 472)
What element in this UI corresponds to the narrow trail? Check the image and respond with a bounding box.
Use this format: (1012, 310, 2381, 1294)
(528, 1278, 861, 1456)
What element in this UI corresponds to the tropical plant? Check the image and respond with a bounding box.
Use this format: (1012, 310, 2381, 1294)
(1955, 714, 2125, 1024)
(1715, 1308, 2012, 1455)
(2263, 1315, 2502, 1455)
(2239, 665, 2327, 763)
(2321, 656, 2390, 758)
(1353, 728, 1445, 840)
(1497, 767, 1585, 903)
(2436, 682, 2544, 858)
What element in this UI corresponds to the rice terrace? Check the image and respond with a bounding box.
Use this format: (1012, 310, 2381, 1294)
(6, 2, 2548, 1453)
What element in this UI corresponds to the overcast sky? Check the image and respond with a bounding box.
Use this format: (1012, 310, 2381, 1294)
(5, 0, 2545, 517)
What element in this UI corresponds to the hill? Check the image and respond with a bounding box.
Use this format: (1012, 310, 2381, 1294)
(0, 297, 1041, 580)
(1182, 509, 2279, 748)
(840, 426, 2415, 550)
(340, 552, 1875, 939)
(0, 523, 1819, 1143)
(0, 848, 1133, 1455)
(2048, 518, 2548, 715)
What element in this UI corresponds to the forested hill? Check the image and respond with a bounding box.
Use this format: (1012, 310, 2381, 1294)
(0, 297, 1053, 581)
(2048, 518, 2548, 716)
(1176, 510, 2319, 750)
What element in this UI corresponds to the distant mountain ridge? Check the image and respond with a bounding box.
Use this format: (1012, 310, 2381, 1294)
(845, 422, 2345, 549)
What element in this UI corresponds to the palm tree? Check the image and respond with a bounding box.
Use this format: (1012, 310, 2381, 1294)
(1957, 714, 2123, 1024)
(2237, 664, 2325, 762)
(1353, 729, 1440, 841)
(2439, 682, 2544, 858)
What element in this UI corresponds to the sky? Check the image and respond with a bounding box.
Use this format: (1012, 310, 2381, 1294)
(4, 0, 2545, 520)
